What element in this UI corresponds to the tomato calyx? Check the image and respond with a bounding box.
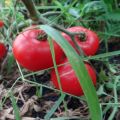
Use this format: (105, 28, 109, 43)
(36, 33, 47, 41)
(77, 32, 86, 41)
(62, 26, 100, 56)
(71, 31, 86, 41)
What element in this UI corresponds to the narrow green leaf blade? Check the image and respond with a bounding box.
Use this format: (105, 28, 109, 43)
(51, 116, 85, 120)
(85, 50, 120, 60)
(40, 25, 102, 120)
(10, 92, 21, 120)
(44, 94, 66, 120)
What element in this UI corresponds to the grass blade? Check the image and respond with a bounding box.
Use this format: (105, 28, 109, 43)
(50, 116, 86, 120)
(85, 50, 120, 60)
(44, 94, 66, 120)
(10, 92, 21, 120)
(40, 25, 102, 120)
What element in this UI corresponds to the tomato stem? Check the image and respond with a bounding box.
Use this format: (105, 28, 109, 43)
(71, 36, 85, 57)
(21, 0, 86, 56)
(21, 0, 39, 22)
(21, 0, 85, 40)
(78, 32, 86, 41)
(36, 34, 47, 41)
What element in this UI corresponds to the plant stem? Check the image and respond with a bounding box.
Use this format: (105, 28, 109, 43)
(108, 76, 119, 120)
(21, 0, 83, 36)
(21, 0, 85, 56)
(71, 36, 85, 57)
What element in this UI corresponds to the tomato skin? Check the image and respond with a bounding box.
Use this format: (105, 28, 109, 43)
(0, 43, 7, 59)
(13, 28, 64, 71)
(51, 59, 96, 96)
(62, 26, 99, 56)
(0, 20, 4, 28)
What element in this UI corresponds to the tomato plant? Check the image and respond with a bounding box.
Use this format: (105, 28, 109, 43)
(0, 20, 4, 28)
(13, 28, 64, 71)
(62, 26, 99, 56)
(0, 43, 7, 59)
(51, 59, 96, 96)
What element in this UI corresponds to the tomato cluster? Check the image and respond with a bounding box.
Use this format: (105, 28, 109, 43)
(13, 26, 99, 96)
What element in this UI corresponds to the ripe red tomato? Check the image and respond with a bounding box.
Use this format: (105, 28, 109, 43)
(62, 26, 99, 56)
(0, 20, 4, 28)
(0, 43, 7, 59)
(51, 59, 96, 96)
(13, 28, 64, 71)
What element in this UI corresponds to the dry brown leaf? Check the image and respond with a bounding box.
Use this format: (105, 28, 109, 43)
(20, 97, 35, 116)
(0, 107, 13, 120)
(0, 83, 7, 100)
(5, 114, 41, 120)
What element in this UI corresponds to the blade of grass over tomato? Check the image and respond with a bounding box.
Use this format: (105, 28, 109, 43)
(47, 37, 68, 116)
(40, 25, 102, 120)
(48, 37, 63, 93)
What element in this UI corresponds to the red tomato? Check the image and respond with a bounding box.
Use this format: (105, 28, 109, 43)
(51, 59, 96, 96)
(0, 43, 7, 59)
(13, 28, 64, 71)
(62, 26, 99, 56)
(0, 20, 4, 28)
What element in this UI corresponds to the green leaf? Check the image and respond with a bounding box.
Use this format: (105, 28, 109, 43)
(101, 0, 114, 12)
(81, 1, 104, 15)
(48, 37, 68, 116)
(6, 53, 15, 74)
(51, 116, 84, 120)
(98, 68, 109, 82)
(40, 25, 102, 120)
(97, 85, 105, 96)
(106, 12, 120, 21)
(10, 92, 21, 120)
